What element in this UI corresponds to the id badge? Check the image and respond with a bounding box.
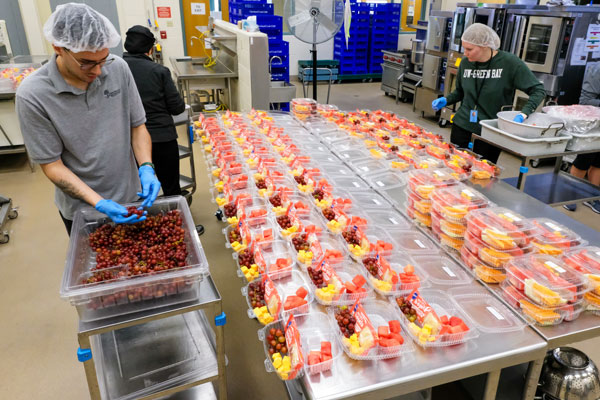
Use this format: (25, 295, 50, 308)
(469, 109, 478, 123)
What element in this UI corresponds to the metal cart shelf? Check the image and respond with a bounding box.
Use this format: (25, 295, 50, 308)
(77, 275, 227, 400)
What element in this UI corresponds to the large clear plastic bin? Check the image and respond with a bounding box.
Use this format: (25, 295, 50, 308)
(60, 196, 209, 322)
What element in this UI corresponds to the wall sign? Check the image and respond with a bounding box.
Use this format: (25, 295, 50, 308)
(191, 3, 206, 15)
(157, 6, 171, 18)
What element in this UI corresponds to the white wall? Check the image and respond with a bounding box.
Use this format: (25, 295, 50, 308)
(284, 35, 333, 76)
(18, 0, 49, 55)
(398, 33, 416, 51)
(115, 0, 185, 71)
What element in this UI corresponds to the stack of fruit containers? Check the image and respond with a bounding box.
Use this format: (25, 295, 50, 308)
(462, 207, 537, 284)
(405, 168, 467, 228)
(291, 98, 317, 120)
(529, 218, 588, 256)
(501, 254, 590, 326)
(562, 246, 600, 314)
(429, 183, 491, 252)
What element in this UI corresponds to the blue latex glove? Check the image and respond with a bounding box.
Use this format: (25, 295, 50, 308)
(432, 97, 447, 111)
(137, 165, 161, 207)
(513, 113, 525, 123)
(95, 199, 146, 224)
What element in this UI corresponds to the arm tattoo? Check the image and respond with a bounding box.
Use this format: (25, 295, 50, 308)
(55, 179, 85, 200)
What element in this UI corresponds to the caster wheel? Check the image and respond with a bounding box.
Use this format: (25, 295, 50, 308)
(0, 233, 9, 244)
(530, 159, 540, 168)
(368, 79, 373, 83)
(401, 97, 408, 103)
(384, 92, 389, 97)
(561, 161, 571, 172)
(8, 209, 17, 219)
(215, 209, 223, 221)
(421, 111, 425, 118)
(439, 119, 448, 128)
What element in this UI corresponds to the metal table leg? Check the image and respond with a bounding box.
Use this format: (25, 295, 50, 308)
(516, 157, 529, 190)
(522, 358, 544, 400)
(483, 369, 501, 400)
(77, 334, 102, 399)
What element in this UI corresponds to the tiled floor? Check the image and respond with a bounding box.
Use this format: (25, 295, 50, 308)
(0, 81, 598, 400)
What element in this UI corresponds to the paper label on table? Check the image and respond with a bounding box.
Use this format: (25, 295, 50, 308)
(544, 221, 563, 232)
(545, 261, 566, 274)
(461, 189, 475, 198)
(389, 218, 399, 225)
(596, 251, 600, 257)
(570, 38, 588, 66)
(433, 170, 445, 177)
(353, 181, 361, 188)
(501, 212, 521, 222)
(339, 169, 348, 175)
(191, 3, 206, 15)
(414, 239, 426, 248)
(372, 198, 381, 205)
(360, 166, 370, 172)
(288, 11, 311, 27)
(376, 181, 385, 187)
(442, 266, 456, 277)
(486, 306, 505, 320)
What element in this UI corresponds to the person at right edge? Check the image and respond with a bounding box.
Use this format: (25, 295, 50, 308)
(564, 62, 600, 213)
(432, 23, 546, 164)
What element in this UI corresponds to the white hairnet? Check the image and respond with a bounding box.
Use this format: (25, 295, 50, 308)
(43, 3, 121, 53)
(461, 23, 501, 50)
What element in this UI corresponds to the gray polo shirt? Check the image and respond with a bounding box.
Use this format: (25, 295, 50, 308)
(16, 54, 146, 220)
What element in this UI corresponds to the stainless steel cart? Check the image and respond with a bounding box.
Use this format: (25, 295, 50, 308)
(76, 275, 228, 400)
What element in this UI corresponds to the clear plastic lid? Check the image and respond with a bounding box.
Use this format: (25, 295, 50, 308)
(318, 162, 355, 178)
(328, 176, 370, 192)
(463, 229, 535, 269)
(307, 262, 373, 306)
(529, 218, 588, 256)
(365, 171, 407, 191)
(305, 121, 338, 135)
(295, 313, 342, 376)
(349, 192, 390, 209)
(291, 98, 317, 112)
(447, 286, 526, 333)
(506, 254, 590, 307)
(256, 239, 297, 277)
(342, 226, 396, 261)
(335, 148, 371, 162)
(407, 168, 466, 199)
(412, 154, 444, 170)
(407, 191, 432, 216)
(364, 209, 412, 230)
(351, 158, 389, 177)
(385, 158, 413, 173)
(563, 246, 600, 278)
(430, 184, 490, 224)
(320, 130, 350, 144)
(412, 254, 473, 286)
(387, 230, 438, 255)
(394, 289, 479, 347)
(466, 207, 537, 250)
(499, 280, 584, 326)
(327, 299, 414, 360)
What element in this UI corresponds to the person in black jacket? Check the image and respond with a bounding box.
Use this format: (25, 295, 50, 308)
(123, 25, 185, 197)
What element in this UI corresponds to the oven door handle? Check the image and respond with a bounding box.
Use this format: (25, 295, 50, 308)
(396, 73, 405, 105)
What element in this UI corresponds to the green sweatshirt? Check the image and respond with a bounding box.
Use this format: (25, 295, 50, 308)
(446, 50, 546, 134)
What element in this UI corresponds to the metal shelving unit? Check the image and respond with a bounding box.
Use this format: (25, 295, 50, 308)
(76, 275, 227, 400)
(174, 108, 197, 203)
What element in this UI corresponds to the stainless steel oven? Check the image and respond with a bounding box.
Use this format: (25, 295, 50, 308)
(450, 7, 473, 52)
(521, 16, 563, 74)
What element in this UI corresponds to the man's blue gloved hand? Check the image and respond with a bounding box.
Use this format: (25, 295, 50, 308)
(137, 164, 161, 208)
(432, 97, 447, 111)
(95, 199, 146, 224)
(513, 113, 526, 123)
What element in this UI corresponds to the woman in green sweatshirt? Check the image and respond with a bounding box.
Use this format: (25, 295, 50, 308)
(431, 23, 546, 163)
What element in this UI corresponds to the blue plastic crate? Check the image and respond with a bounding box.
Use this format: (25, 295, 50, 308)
(334, 42, 368, 52)
(269, 57, 289, 69)
(268, 40, 289, 56)
(256, 15, 283, 30)
(262, 29, 282, 41)
(231, 2, 274, 11)
(339, 65, 368, 75)
(271, 73, 290, 82)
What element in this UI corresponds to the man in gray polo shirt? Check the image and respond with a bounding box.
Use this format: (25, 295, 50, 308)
(16, 3, 161, 234)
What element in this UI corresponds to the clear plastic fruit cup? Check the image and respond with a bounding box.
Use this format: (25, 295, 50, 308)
(351, 158, 389, 177)
(363, 209, 412, 230)
(307, 262, 373, 306)
(463, 229, 534, 269)
(257, 239, 297, 279)
(342, 226, 396, 261)
(407, 190, 432, 215)
(360, 253, 430, 297)
(500, 280, 584, 325)
(562, 246, 600, 297)
(407, 168, 467, 200)
(387, 230, 438, 255)
(394, 289, 479, 348)
(505, 254, 590, 308)
(430, 184, 490, 225)
(529, 218, 588, 256)
(327, 299, 414, 360)
(366, 171, 407, 192)
(465, 207, 537, 251)
(291, 98, 317, 114)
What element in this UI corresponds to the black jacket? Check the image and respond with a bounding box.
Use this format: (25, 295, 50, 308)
(123, 53, 185, 142)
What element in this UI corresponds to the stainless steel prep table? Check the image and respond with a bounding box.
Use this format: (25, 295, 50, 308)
(469, 133, 600, 207)
(467, 179, 600, 400)
(170, 57, 237, 109)
(285, 293, 546, 400)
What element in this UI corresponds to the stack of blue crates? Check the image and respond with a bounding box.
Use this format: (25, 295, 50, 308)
(333, 2, 401, 76)
(369, 3, 401, 73)
(228, 4, 290, 109)
(333, 2, 370, 75)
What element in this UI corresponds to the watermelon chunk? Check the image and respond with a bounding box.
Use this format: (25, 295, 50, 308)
(388, 320, 401, 334)
(344, 281, 358, 293)
(352, 274, 366, 288)
(378, 326, 390, 339)
(296, 287, 308, 299)
(321, 341, 332, 357)
(308, 351, 321, 365)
